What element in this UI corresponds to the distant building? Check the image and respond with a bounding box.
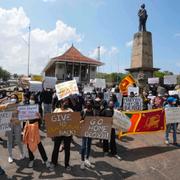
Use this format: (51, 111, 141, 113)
(43, 45, 103, 83)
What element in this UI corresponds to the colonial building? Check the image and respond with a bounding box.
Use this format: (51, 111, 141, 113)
(43, 45, 103, 84)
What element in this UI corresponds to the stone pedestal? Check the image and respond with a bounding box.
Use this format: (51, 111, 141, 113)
(126, 31, 159, 81)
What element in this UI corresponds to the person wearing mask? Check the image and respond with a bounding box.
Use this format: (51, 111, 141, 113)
(164, 97, 178, 145)
(23, 95, 50, 169)
(50, 98, 73, 171)
(100, 100, 121, 160)
(80, 100, 94, 169)
(6, 94, 24, 163)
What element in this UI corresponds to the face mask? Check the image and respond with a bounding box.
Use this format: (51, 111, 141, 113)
(29, 100, 35, 105)
(11, 99, 17, 103)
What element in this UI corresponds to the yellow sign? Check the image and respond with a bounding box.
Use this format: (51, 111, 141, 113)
(31, 75, 43, 82)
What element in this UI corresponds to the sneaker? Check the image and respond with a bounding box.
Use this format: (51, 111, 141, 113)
(165, 140, 169, 145)
(114, 154, 122, 160)
(28, 160, 34, 168)
(80, 161, 85, 170)
(84, 159, 92, 168)
(45, 161, 50, 168)
(65, 166, 71, 171)
(8, 156, 13, 163)
(49, 164, 55, 172)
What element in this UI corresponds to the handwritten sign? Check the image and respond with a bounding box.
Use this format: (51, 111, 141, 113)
(148, 78, 159, 84)
(80, 116, 112, 140)
(43, 76, 57, 89)
(165, 107, 180, 124)
(29, 81, 43, 92)
(123, 97, 143, 111)
(45, 112, 80, 137)
(0, 111, 12, 132)
(94, 78, 106, 89)
(164, 75, 177, 85)
(18, 104, 39, 121)
(55, 80, 79, 100)
(128, 87, 139, 96)
(113, 110, 131, 131)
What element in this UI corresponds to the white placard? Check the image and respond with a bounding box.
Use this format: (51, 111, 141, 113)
(165, 107, 180, 124)
(123, 97, 143, 111)
(55, 80, 79, 100)
(113, 110, 131, 131)
(148, 77, 159, 84)
(73, 77, 80, 83)
(29, 81, 43, 92)
(18, 104, 39, 121)
(94, 78, 106, 89)
(164, 75, 177, 85)
(84, 86, 94, 94)
(43, 76, 57, 89)
(128, 87, 139, 96)
(0, 111, 12, 132)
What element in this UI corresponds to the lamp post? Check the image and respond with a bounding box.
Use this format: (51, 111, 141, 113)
(27, 25, 31, 77)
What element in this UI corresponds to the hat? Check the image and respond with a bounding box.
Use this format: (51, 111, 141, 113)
(167, 97, 177, 103)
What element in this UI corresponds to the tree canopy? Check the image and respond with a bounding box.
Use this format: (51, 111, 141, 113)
(0, 67, 11, 81)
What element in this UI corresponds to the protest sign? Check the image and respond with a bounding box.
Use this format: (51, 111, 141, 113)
(45, 112, 80, 137)
(168, 90, 180, 98)
(148, 78, 159, 84)
(55, 80, 79, 100)
(115, 93, 123, 107)
(123, 97, 143, 111)
(18, 104, 39, 121)
(43, 76, 57, 89)
(0, 111, 12, 132)
(84, 85, 94, 94)
(113, 110, 131, 131)
(128, 87, 139, 96)
(164, 75, 177, 85)
(165, 107, 180, 124)
(94, 78, 106, 89)
(29, 81, 43, 92)
(80, 116, 112, 140)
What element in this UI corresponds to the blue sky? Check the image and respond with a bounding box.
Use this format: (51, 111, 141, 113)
(0, 0, 180, 74)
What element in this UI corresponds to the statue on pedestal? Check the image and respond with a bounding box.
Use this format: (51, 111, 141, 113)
(138, 4, 148, 32)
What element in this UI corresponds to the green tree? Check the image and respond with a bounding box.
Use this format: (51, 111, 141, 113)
(153, 70, 174, 78)
(0, 67, 11, 81)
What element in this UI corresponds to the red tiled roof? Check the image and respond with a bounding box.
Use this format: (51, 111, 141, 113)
(52, 45, 103, 66)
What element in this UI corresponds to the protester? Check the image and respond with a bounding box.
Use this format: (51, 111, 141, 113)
(80, 100, 94, 169)
(5, 94, 24, 163)
(50, 98, 73, 171)
(164, 97, 178, 145)
(23, 95, 50, 168)
(100, 100, 121, 160)
(152, 94, 164, 109)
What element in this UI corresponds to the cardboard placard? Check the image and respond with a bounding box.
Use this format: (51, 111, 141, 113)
(84, 85, 94, 94)
(165, 107, 180, 124)
(43, 76, 57, 89)
(31, 75, 43, 82)
(128, 87, 139, 96)
(45, 112, 81, 137)
(148, 78, 159, 84)
(29, 81, 43, 92)
(80, 116, 112, 140)
(55, 80, 79, 100)
(18, 104, 39, 121)
(123, 97, 143, 111)
(94, 78, 106, 89)
(0, 111, 12, 132)
(164, 75, 177, 85)
(113, 110, 131, 131)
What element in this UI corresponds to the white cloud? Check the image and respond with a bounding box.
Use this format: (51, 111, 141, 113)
(174, 33, 180, 37)
(0, 7, 82, 75)
(125, 40, 133, 48)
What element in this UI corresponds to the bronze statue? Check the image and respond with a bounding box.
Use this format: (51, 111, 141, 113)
(138, 4, 148, 31)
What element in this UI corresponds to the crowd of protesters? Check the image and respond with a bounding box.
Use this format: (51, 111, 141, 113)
(0, 83, 180, 175)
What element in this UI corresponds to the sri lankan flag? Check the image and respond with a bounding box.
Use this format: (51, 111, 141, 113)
(119, 108, 165, 136)
(119, 74, 136, 96)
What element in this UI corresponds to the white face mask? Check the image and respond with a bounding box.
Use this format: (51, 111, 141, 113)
(11, 99, 17, 103)
(29, 100, 35, 105)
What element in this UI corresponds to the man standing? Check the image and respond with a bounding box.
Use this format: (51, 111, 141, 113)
(138, 4, 148, 31)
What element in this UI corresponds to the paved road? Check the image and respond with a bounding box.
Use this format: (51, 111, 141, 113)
(0, 128, 180, 180)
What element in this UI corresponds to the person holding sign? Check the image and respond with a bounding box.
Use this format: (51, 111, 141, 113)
(50, 98, 73, 171)
(164, 97, 178, 145)
(80, 100, 95, 169)
(5, 94, 24, 163)
(23, 95, 51, 169)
